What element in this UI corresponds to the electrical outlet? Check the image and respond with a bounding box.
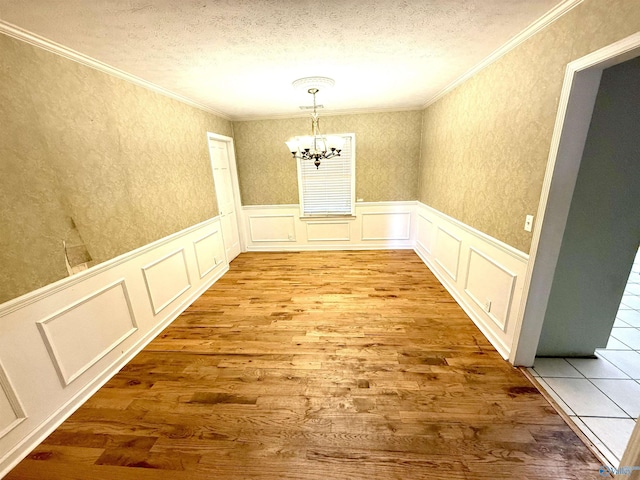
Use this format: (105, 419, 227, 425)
(484, 298, 492, 312)
(524, 214, 534, 232)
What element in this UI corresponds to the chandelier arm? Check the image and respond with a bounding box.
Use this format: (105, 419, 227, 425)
(286, 80, 341, 169)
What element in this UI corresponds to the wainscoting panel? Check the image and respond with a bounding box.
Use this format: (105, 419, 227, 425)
(0, 217, 228, 477)
(361, 212, 411, 241)
(416, 213, 433, 254)
(142, 249, 191, 315)
(0, 364, 25, 440)
(193, 229, 225, 279)
(434, 227, 462, 282)
(37, 281, 138, 386)
(464, 248, 517, 332)
(248, 214, 296, 242)
(242, 202, 415, 251)
(307, 221, 350, 242)
(414, 203, 529, 359)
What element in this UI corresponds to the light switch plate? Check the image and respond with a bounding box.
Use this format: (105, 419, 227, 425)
(524, 215, 534, 232)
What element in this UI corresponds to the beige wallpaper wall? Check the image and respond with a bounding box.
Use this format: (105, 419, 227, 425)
(233, 111, 422, 205)
(0, 33, 232, 304)
(418, 0, 640, 253)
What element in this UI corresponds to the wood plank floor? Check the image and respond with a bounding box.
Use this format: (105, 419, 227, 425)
(6, 251, 604, 479)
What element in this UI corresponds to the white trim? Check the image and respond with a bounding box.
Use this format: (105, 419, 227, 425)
(248, 214, 297, 242)
(434, 226, 462, 282)
(241, 202, 416, 251)
(510, 32, 640, 366)
(423, 0, 583, 108)
(414, 202, 529, 361)
(360, 212, 412, 241)
(36, 280, 138, 386)
(207, 132, 246, 255)
(0, 216, 220, 317)
(420, 204, 528, 262)
(247, 244, 415, 252)
(414, 246, 511, 358)
(416, 213, 433, 254)
(242, 204, 300, 210)
(0, 261, 228, 479)
(242, 201, 417, 210)
(141, 249, 192, 315)
(193, 229, 223, 279)
(306, 221, 351, 242)
(0, 218, 229, 477)
(464, 247, 517, 333)
(0, 21, 230, 120)
(0, 363, 26, 440)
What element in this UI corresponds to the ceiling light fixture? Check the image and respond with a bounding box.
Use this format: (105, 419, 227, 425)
(285, 77, 343, 169)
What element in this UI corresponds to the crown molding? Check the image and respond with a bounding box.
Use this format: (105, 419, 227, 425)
(0, 20, 232, 121)
(422, 0, 584, 109)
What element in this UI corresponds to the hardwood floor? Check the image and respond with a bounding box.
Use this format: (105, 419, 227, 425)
(6, 251, 604, 479)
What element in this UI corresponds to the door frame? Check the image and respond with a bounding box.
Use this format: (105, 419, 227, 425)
(206, 132, 246, 255)
(509, 32, 640, 367)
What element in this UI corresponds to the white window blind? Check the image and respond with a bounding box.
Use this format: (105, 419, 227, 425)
(298, 134, 355, 216)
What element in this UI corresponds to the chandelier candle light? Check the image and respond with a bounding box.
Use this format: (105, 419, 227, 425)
(286, 77, 344, 169)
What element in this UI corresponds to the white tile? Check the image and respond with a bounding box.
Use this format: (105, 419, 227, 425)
(532, 358, 582, 378)
(625, 284, 640, 295)
(614, 318, 631, 327)
(621, 296, 640, 310)
(566, 357, 630, 379)
(591, 379, 640, 417)
(535, 377, 575, 416)
(543, 378, 628, 417)
(526, 367, 538, 377)
(611, 328, 640, 349)
(616, 310, 640, 328)
(598, 350, 640, 379)
(602, 336, 632, 350)
(571, 416, 619, 469)
(581, 417, 636, 463)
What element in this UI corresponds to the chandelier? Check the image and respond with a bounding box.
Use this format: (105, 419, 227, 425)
(285, 77, 343, 169)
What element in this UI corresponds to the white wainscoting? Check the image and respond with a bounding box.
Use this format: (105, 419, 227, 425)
(248, 214, 297, 243)
(142, 249, 192, 315)
(36, 280, 138, 386)
(414, 203, 529, 359)
(242, 202, 416, 251)
(0, 217, 228, 477)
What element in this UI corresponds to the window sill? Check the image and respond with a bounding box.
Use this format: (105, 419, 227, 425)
(299, 215, 357, 221)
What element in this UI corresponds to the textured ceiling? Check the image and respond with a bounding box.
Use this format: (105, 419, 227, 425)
(0, 0, 564, 119)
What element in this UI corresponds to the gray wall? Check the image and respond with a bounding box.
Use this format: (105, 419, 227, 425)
(537, 57, 640, 356)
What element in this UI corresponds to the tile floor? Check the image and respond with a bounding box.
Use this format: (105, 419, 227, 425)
(529, 248, 640, 468)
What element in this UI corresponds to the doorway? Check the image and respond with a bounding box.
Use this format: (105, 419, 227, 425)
(528, 250, 640, 467)
(509, 32, 640, 471)
(207, 133, 243, 262)
(510, 32, 640, 366)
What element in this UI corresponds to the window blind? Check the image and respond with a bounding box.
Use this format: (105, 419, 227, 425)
(299, 135, 354, 216)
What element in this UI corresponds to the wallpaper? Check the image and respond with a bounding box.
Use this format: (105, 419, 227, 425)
(418, 0, 640, 253)
(0, 33, 232, 304)
(233, 110, 422, 205)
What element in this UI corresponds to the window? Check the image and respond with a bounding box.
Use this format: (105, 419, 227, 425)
(297, 133, 355, 217)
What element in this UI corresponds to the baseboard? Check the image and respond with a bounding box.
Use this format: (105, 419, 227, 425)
(0, 219, 228, 477)
(413, 202, 529, 360)
(246, 244, 415, 252)
(414, 246, 510, 358)
(241, 202, 416, 251)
